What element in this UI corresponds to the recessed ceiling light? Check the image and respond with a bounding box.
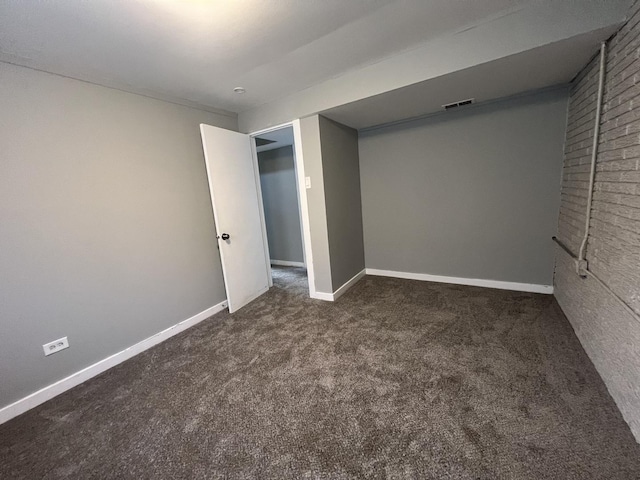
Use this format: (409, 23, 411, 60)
(233, 87, 246, 94)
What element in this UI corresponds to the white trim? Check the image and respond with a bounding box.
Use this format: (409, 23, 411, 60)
(333, 269, 367, 300)
(311, 291, 334, 301)
(249, 120, 317, 300)
(365, 269, 553, 294)
(311, 269, 367, 301)
(291, 120, 318, 298)
(248, 122, 298, 137)
(270, 259, 305, 267)
(0, 301, 228, 425)
(290, 133, 308, 274)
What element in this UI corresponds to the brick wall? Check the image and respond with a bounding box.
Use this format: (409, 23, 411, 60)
(555, 1, 640, 441)
(557, 56, 600, 254)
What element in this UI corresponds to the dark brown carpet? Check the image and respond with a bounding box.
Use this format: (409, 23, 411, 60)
(1, 266, 640, 479)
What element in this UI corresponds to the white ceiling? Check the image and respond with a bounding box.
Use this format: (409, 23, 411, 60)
(1, 0, 634, 130)
(237, 0, 633, 132)
(321, 28, 616, 130)
(0, 0, 533, 114)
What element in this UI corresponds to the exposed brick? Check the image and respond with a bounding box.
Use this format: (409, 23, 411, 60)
(560, 204, 585, 216)
(564, 163, 592, 174)
(591, 208, 640, 235)
(605, 60, 640, 93)
(566, 115, 597, 141)
(589, 218, 640, 248)
(555, 0, 640, 442)
(595, 181, 639, 195)
(606, 46, 640, 80)
(593, 191, 640, 209)
(596, 158, 639, 172)
(623, 144, 640, 160)
(599, 132, 640, 152)
(595, 170, 640, 183)
(570, 92, 598, 117)
(603, 74, 638, 105)
(569, 101, 598, 125)
(561, 194, 588, 208)
(614, 81, 640, 107)
(554, 249, 640, 438)
(608, 104, 640, 129)
(593, 200, 640, 221)
(601, 98, 634, 123)
(600, 123, 628, 142)
(609, 9, 640, 55)
(596, 148, 624, 162)
(600, 118, 619, 134)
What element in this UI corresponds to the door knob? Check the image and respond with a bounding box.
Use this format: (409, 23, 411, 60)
(220, 233, 230, 240)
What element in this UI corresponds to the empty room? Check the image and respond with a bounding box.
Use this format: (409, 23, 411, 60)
(1, 1, 640, 479)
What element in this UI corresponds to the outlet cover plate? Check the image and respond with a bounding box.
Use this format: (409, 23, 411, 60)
(43, 336, 69, 356)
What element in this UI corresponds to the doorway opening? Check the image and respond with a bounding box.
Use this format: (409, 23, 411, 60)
(253, 126, 308, 292)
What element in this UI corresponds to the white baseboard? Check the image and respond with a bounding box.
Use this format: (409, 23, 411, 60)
(312, 269, 367, 301)
(333, 269, 367, 300)
(0, 300, 228, 425)
(311, 291, 334, 301)
(365, 269, 553, 294)
(270, 259, 305, 267)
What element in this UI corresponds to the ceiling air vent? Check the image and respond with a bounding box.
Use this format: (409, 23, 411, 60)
(442, 98, 475, 111)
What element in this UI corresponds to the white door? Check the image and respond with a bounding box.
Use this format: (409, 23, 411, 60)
(200, 124, 270, 313)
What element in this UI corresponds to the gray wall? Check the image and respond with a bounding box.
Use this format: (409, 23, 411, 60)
(0, 62, 236, 409)
(318, 116, 365, 289)
(555, 0, 640, 441)
(358, 89, 568, 286)
(258, 146, 304, 264)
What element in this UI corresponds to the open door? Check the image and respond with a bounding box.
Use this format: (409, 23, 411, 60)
(200, 124, 271, 312)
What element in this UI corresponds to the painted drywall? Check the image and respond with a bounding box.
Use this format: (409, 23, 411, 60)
(298, 116, 333, 294)
(0, 62, 236, 409)
(554, 0, 640, 441)
(318, 117, 365, 289)
(359, 88, 568, 286)
(257, 146, 304, 264)
(238, 0, 630, 132)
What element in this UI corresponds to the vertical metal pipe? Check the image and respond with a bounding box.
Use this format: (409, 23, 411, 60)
(577, 41, 607, 276)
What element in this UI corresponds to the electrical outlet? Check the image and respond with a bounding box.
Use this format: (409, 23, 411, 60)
(43, 337, 69, 356)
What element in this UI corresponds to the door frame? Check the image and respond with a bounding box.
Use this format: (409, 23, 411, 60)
(249, 119, 317, 298)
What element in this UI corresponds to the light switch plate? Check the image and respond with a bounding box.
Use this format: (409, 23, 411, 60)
(305, 176, 311, 189)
